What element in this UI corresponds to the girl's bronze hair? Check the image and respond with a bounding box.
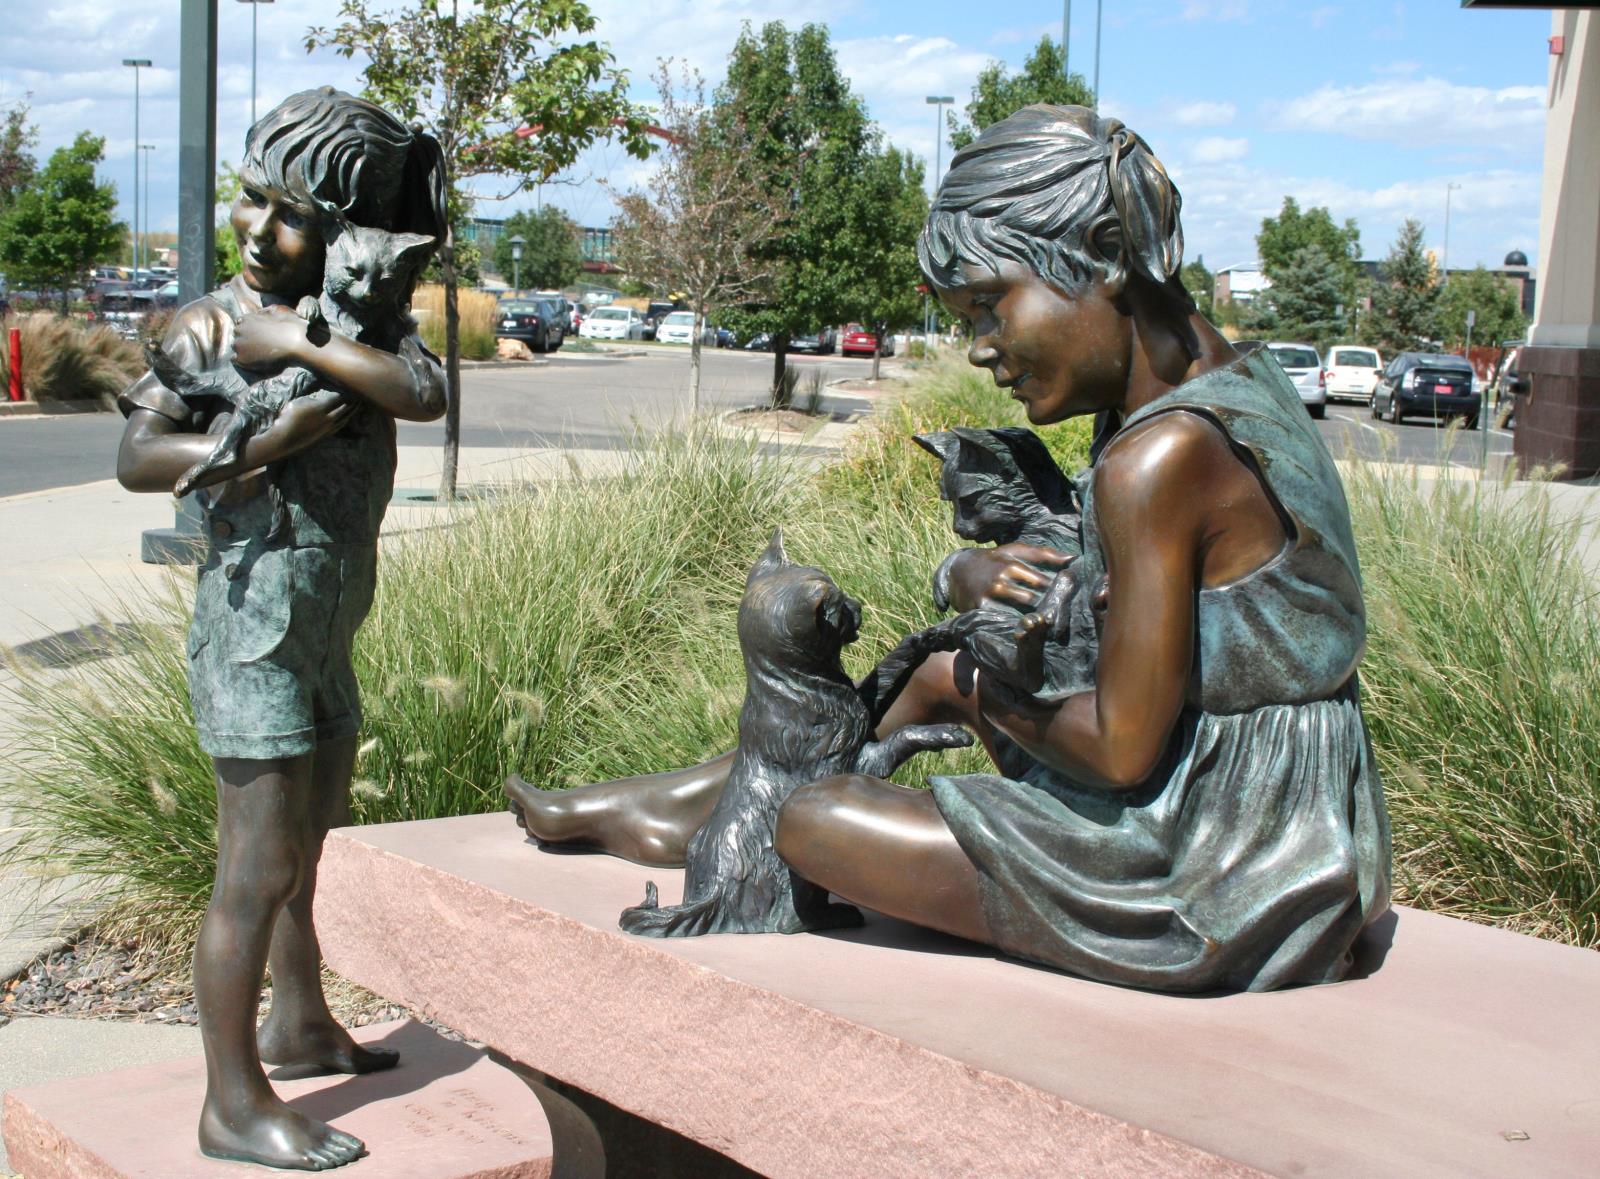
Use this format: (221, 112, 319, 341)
(918, 105, 1192, 317)
(241, 86, 447, 247)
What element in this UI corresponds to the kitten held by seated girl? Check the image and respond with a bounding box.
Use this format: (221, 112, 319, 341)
(115, 88, 447, 1171)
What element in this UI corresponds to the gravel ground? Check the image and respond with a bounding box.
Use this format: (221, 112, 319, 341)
(2, 932, 443, 1034)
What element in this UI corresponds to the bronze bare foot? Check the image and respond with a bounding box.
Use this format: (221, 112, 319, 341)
(199, 1093, 365, 1171)
(505, 752, 733, 869)
(258, 1016, 400, 1080)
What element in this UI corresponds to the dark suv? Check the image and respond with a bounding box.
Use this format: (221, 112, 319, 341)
(496, 297, 566, 352)
(1372, 352, 1479, 429)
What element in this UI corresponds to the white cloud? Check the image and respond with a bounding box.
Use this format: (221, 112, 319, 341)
(1190, 136, 1249, 164)
(1172, 100, 1236, 127)
(1179, 1, 1249, 21)
(1271, 77, 1544, 146)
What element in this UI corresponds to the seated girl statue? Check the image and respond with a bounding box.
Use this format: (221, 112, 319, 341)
(116, 88, 447, 1169)
(508, 104, 1391, 994)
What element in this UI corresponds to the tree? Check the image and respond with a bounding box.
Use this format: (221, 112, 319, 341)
(1263, 245, 1345, 348)
(0, 132, 123, 310)
(491, 205, 582, 289)
(948, 37, 1095, 153)
(1257, 196, 1360, 302)
(1181, 256, 1213, 312)
(0, 97, 38, 214)
(308, 0, 653, 500)
(213, 161, 243, 280)
(609, 65, 788, 409)
(826, 143, 928, 380)
(1370, 218, 1439, 353)
(1437, 265, 1527, 351)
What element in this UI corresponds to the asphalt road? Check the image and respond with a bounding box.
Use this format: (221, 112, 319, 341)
(0, 348, 1513, 499)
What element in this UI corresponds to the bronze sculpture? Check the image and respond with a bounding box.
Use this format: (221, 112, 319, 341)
(511, 104, 1391, 993)
(601, 529, 972, 937)
(115, 89, 447, 1169)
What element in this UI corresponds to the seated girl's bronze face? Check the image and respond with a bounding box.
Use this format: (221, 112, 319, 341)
(936, 259, 1132, 425)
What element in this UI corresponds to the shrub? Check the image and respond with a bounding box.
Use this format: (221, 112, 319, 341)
(0, 313, 141, 404)
(411, 284, 498, 361)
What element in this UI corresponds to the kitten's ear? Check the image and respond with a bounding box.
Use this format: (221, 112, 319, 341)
(394, 233, 437, 268)
(914, 431, 958, 466)
(747, 527, 789, 583)
(313, 198, 350, 242)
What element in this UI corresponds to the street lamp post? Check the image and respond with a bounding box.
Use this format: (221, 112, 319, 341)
(1094, 0, 1104, 101)
(1442, 180, 1462, 285)
(122, 58, 151, 276)
(509, 234, 525, 292)
(140, 144, 154, 270)
(235, 0, 275, 125)
(925, 95, 954, 342)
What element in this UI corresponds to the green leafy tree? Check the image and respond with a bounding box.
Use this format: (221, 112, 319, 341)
(0, 97, 39, 214)
(213, 161, 243, 281)
(307, 0, 654, 499)
(1370, 218, 1439, 353)
(1264, 245, 1345, 348)
(1181, 257, 1213, 312)
(423, 227, 481, 286)
(949, 37, 1095, 152)
(827, 143, 928, 380)
(1437, 265, 1526, 350)
(1257, 196, 1361, 302)
(610, 65, 789, 408)
(0, 132, 123, 310)
(492, 205, 582, 289)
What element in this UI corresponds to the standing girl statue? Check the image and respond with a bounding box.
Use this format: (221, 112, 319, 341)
(512, 105, 1391, 994)
(116, 88, 447, 1169)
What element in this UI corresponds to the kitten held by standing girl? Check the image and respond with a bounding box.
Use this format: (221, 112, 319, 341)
(116, 88, 447, 1170)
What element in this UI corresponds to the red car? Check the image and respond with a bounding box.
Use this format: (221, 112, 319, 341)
(840, 324, 894, 358)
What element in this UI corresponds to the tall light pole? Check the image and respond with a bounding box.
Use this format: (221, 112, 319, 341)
(509, 234, 525, 292)
(235, 0, 274, 125)
(140, 144, 155, 268)
(1442, 180, 1462, 285)
(925, 95, 954, 341)
(1063, 1, 1072, 75)
(1093, 0, 1104, 102)
(122, 58, 151, 275)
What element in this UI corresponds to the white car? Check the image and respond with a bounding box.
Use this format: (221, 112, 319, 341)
(578, 306, 645, 341)
(1322, 346, 1383, 404)
(1266, 342, 1326, 419)
(654, 310, 714, 346)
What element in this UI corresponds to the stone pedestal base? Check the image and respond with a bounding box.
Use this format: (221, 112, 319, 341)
(2, 1020, 557, 1178)
(1515, 345, 1600, 478)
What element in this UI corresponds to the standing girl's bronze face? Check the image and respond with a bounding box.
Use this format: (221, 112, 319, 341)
(937, 260, 1131, 425)
(231, 173, 326, 300)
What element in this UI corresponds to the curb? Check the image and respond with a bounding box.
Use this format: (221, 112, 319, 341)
(0, 399, 111, 418)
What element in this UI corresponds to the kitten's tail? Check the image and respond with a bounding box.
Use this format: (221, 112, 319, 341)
(618, 883, 725, 939)
(144, 342, 199, 396)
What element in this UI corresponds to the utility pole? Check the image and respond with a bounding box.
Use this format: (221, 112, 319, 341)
(1442, 180, 1462, 285)
(140, 144, 154, 267)
(122, 59, 151, 275)
(236, 0, 275, 126)
(1094, 0, 1104, 103)
(1063, 1, 1071, 75)
(925, 95, 954, 343)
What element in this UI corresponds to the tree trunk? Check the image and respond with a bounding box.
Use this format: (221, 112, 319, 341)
(689, 305, 705, 413)
(771, 331, 790, 407)
(870, 322, 884, 382)
(439, 231, 462, 502)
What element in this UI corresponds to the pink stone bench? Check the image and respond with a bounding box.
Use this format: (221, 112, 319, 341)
(313, 812, 1600, 1178)
(2, 1020, 562, 1178)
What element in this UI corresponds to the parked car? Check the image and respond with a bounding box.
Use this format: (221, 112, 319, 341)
(1322, 345, 1383, 403)
(742, 332, 774, 352)
(1266, 342, 1326, 419)
(578, 305, 646, 342)
(840, 324, 894, 358)
(639, 300, 679, 341)
(496, 297, 566, 352)
(655, 310, 716, 347)
(714, 326, 736, 349)
(94, 289, 155, 339)
(1372, 352, 1479, 428)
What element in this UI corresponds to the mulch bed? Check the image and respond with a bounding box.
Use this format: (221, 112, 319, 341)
(725, 407, 835, 432)
(2, 932, 432, 1033)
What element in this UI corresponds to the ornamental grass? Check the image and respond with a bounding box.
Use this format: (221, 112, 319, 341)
(2, 352, 1595, 959)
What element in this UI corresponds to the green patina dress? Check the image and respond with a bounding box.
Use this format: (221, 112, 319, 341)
(119, 277, 419, 760)
(930, 348, 1392, 993)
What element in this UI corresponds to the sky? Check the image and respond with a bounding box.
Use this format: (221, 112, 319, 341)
(0, 0, 1555, 275)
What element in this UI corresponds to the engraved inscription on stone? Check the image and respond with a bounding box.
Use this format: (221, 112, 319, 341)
(400, 1086, 533, 1148)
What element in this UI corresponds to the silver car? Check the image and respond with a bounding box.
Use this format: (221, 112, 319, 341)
(1267, 342, 1326, 419)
